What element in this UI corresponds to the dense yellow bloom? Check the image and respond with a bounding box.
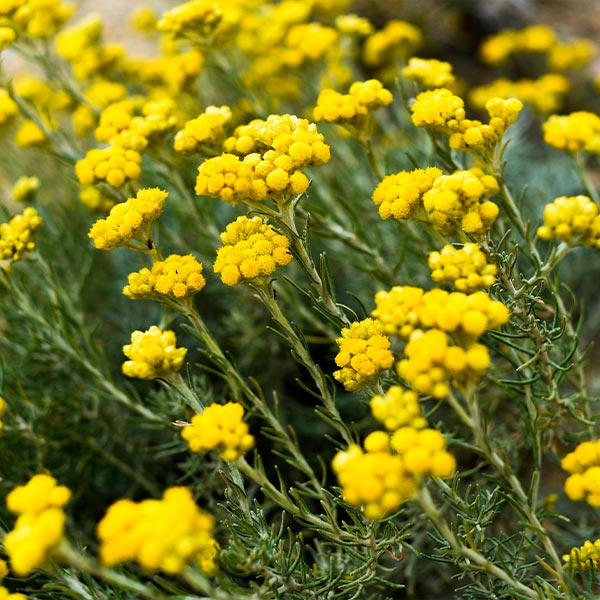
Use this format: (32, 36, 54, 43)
(410, 88, 465, 130)
(0, 26, 15, 50)
(428, 243, 497, 292)
(11, 0, 74, 38)
(182, 402, 255, 460)
(97, 487, 218, 575)
(313, 79, 393, 127)
(157, 0, 223, 39)
(14, 119, 47, 147)
(94, 100, 136, 143)
(372, 285, 426, 339)
(335, 14, 373, 37)
(480, 25, 556, 65)
(537, 195, 600, 249)
(469, 74, 570, 115)
(124, 254, 206, 301)
(422, 168, 500, 236)
(548, 38, 595, 71)
(88, 188, 167, 251)
(3, 474, 71, 576)
(333, 318, 394, 392)
(542, 111, 600, 154)
(402, 57, 455, 89)
(363, 20, 422, 68)
(562, 440, 600, 507)
(122, 326, 187, 380)
(563, 539, 600, 570)
(370, 385, 427, 431)
(371, 167, 442, 221)
(130, 6, 157, 33)
(75, 145, 142, 188)
(11, 175, 39, 203)
(195, 153, 268, 204)
(284, 22, 338, 64)
(0, 89, 18, 126)
(174, 105, 232, 155)
(398, 328, 490, 398)
(332, 425, 454, 519)
(0, 207, 42, 262)
(213, 215, 292, 285)
(373, 286, 509, 341)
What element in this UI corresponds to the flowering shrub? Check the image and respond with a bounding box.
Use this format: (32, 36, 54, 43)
(1, 2, 600, 599)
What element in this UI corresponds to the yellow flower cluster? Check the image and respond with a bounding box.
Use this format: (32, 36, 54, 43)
(335, 13, 373, 37)
(370, 385, 427, 431)
(213, 215, 292, 286)
(0, 206, 43, 262)
(225, 114, 326, 160)
(79, 186, 115, 213)
(537, 195, 600, 249)
(313, 79, 393, 127)
(422, 168, 500, 236)
(72, 81, 127, 137)
(363, 20, 422, 68)
(97, 487, 218, 576)
(410, 88, 465, 130)
(333, 318, 394, 392)
(11, 175, 39, 203)
(124, 254, 206, 301)
(122, 326, 187, 380)
(95, 98, 177, 151)
(157, 0, 223, 40)
(469, 74, 570, 115)
(14, 119, 47, 147)
(55, 15, 123, 81)
(0, 26, 16, 50)
(371, 166, 442, 220)
(195, 153, 269, 204)
(3, 474, 71, 576)
(181, 402, 255, 461)
(398, 328, 490, 398)
(402, 57, 455, 89)
(88, 188, 167, 251)
(428, 243, 497, 292)
(0, 559, 26, 600)
(542, 111, 600, 154)
(75, 145, 142, 188)
(563, 539, 600, 570)
(332, 426, 455, 519)
(174, 105, 232, 155)
(479, 24, 595, 72)
(449, 97, 523, 153)
(373, 286, 509, 341)
(562, 439, 600, 507)
(1, 0, 74, 38)
(0, 88, 19, 126)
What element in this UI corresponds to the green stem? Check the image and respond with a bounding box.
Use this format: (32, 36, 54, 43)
(416, 487, 540, 599)
(574, 152, 599, 204)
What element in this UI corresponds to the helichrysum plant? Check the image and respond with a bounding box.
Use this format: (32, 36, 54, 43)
(2, 2, 600, 599)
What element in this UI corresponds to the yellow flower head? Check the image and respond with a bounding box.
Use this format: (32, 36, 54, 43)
(4, 474, 71, 576)
(428, 243, 497, 292)
(11, 175, 40, 203)
(14, 119, 47, 147)
(213, 215, 292, 285)
(402, 57, 455, 89)
(157, 0, 222, 39)
(182, 402, 255, 460)
(333, 318, 394, 392)
(79, 186, 115, 213)
(562, 440, 600, 507)
(410, 88, 465, 130)
(363, 20, 422, 68)
(397, 328, 490, 398)
(97, 486, 218, 575)
(422, 168, 499, 236)
(88, 188, 167, 251)
(542, 111, 600, 154)
(124, 254, 206, 301)
(372, 167, 442, 221)
(75, 145, 142, 188)
(370, 385, 427, 432)
(174, 105, 232, 155)
(0, 88, 19, 126)
(0, 206, 43, 262)
(12, 0, 74, 38)
(0, 26, 16, 50)
(563, 539, 600, 571)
